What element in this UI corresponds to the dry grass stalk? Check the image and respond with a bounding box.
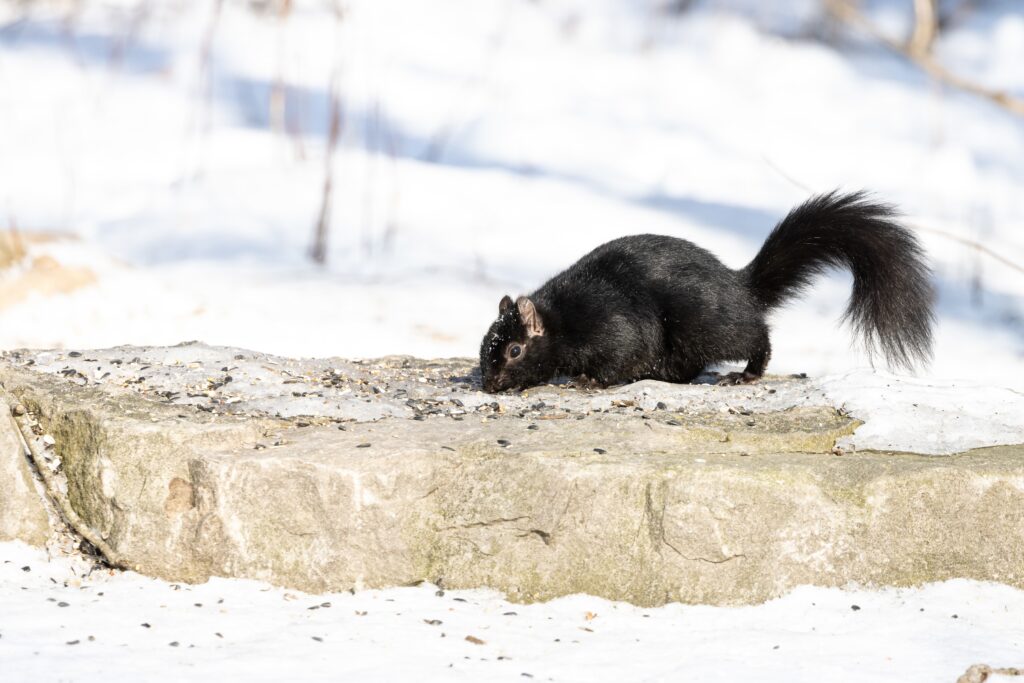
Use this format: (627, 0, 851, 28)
(0, 228, 27, 270)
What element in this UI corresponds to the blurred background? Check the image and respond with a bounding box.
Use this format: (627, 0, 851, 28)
(0, 0, 1021, 384)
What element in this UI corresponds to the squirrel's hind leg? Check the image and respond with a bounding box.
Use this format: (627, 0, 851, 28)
(716, 327, 771, 385)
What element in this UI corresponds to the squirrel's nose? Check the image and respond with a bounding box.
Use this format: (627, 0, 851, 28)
(483, 373, 506, 393)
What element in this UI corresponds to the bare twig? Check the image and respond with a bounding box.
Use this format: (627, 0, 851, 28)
(827, 0, 1024, 117)
(361, 99, 380, 252)
(937, 0, 981, 32)
(109, 1, 151, 71)
(11, 409, 133, 571)
(760, 154, 1024, 277)
(189, 0, 224, 179)
(311, 70, 343, 265)
(380, 104, 402, 251)
(199, 0, 224, 115)
(310, 2, 345, 265)
(270, 0, 291, 137)
(908, 0, 939, 56)
(908, 221, 1024, 276)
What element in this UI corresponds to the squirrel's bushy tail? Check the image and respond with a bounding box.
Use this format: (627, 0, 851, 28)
(741, 190, 934, 370)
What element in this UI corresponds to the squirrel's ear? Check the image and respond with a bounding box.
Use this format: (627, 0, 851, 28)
(516, 296, 545, 337)
(499, 295, 514, 315)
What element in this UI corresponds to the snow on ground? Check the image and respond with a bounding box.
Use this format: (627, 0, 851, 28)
(2, 540, 1023, 683)
(1, 2, 1023, 680)
(820, 370, 1024, 454)
(0, 0, 1021, 385)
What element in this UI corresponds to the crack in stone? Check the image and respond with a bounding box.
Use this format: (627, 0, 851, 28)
(134, 470, 150, 507)
(643, 481, 745, 565)
(552, 481, 579, 536)
(451, 535, 493, 557)
(442, 516, 529, 531)
(523, 529, 552, 545)
(662, 537, 746, 564)
(279, 527, 316, 538)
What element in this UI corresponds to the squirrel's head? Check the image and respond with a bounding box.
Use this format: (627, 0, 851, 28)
(479, 295, 551, 393)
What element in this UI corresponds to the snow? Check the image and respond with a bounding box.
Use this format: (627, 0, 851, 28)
(1, 1, 1023, 680)
(820, 371, 1024, 454)
(0, 0, 1020, 385)
(2, 540, 1023, 682)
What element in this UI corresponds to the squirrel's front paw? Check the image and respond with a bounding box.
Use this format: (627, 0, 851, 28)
(568, 374, 606, 390)
(715, 371, 760, 386)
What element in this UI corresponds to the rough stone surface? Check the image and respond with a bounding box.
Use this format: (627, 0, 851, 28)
(1, 343, 1022, 606)
(0, 399, 50, 545)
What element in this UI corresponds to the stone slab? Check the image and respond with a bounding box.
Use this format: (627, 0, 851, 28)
(1, 344, 1022, 606)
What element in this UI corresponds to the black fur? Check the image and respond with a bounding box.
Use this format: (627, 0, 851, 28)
(479, 191, 934, 392)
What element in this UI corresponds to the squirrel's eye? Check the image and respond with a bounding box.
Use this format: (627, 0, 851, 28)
(509, 344, 522, 359)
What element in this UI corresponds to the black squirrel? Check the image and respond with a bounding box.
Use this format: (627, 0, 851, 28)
(479, 191, 934, 392)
